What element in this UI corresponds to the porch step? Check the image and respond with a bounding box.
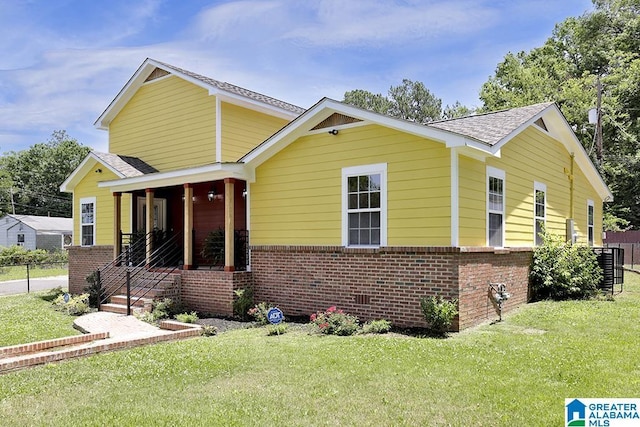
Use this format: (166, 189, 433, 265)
(116, 286, 167, 299)
(100, 303, 131, 315)
(110, 295, 153, 308)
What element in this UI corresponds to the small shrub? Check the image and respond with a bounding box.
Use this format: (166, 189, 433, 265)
(136, 298, 177, 324)
(233, 287, 254, 320)
(200, 325, 218, 337)
(530, 231, 602, 300)
(361, 319, 392, 334)
(248, 302, 273, 325)
(420, 295, 458, 337)
(310, 306, 359, 336)
(53, 293, 90, 316)
(39, 286, 65, 302)
(84, 271, 102, 308)
(267, 322, 289, 336)
(175, 311, 199, 324)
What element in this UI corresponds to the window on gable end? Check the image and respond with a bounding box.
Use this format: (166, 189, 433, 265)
(80, 197, 96, 246)
(534, 182, 546, 246)
(342, 164, 387, 247)
(487, 167, 505, 247)
(587, 200, 594, 246)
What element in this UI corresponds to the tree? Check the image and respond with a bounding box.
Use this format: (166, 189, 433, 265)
(344, 79, 469, 123)
(0, 131, 90, 217)
(479, 0, 640, 227)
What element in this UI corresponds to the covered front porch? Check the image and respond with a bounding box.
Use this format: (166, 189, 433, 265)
(100, 163, 253, 273)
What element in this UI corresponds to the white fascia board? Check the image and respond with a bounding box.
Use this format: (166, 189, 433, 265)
(97, 163, 253, 193)
(242, 98, 472, 170)
(94, 59, 158, 130)
(59, 152, 126, 192)
(494, 104, 611, 201)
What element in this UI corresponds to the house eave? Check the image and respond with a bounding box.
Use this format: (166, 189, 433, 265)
(97, 163, 253, 192)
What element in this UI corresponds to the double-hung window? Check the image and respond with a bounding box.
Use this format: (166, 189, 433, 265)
(587, 200, 594, 246)
(487, 167, 505, 247)
(534, 182, 546, 246)
(342, 164, 387, 247)
(16, 233, 24, 247)
(80, 197, 96, 246)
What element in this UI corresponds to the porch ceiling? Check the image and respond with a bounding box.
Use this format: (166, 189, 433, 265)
(97, 162, 253, 192)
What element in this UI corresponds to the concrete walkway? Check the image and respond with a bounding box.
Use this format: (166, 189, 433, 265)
(0, 312, 202, 374)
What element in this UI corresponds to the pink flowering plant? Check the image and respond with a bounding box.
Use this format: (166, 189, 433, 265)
(248, 302, 272, 325)
(309, 306, 359, 336)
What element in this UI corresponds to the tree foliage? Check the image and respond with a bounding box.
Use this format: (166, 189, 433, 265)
(480, 0, 640, 226)
(344, 79, 471, 123)
(0, 130, 90, 217)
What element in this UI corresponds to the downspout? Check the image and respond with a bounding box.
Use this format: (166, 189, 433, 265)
(569, 153, 575, 219)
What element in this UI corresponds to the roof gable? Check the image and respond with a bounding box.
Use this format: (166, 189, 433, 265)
(429, 102, 554, 146)
(241, 99, 611, 201)
(95, 58, 305, 130)
(60, 151, 157, 192)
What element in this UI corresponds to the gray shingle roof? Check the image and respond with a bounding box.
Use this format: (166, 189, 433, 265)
(11, 215, 72, 232)
(154, 60, 306, 115)
(429, 102, 554, 145)
(92, 152, 158, 177)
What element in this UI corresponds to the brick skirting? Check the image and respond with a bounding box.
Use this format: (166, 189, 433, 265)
(250, 246, 532, 330)
(180, 270, 253, 317)
(67, 245, 113, 294)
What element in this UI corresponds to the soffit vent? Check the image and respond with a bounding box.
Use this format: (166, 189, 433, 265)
(534, 117, 548, 131)
(145, 67, 170, 82)
(311, 113, 362, 130)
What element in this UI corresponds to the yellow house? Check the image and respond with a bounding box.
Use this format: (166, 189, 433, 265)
(62, 59, 612, 330)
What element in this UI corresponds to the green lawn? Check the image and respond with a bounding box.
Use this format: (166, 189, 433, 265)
(0, 264, 68, 281)
(0, 275, 639, 426)
(0, 292, 79, 347)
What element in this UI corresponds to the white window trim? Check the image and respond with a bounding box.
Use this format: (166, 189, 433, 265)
(534, 181, 547, 246)
(80, 196, 96, 246)
(487, 166, 506, 247)
(587, 199, 595, 246)
(342, 163, 387, 247)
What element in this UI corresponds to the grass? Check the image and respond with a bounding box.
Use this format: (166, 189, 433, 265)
(0, 264, 68, 281)
(0, 275, 639, 425)
(0, 291, 80, 347)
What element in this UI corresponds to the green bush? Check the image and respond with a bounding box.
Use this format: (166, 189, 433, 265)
(175, 311, 199, 323)
(361, 319, 392, 334)
(267, 323, 289, 336)
(136, 298, 179, 324)
(233, 287, 254, 320)
(84, 271, 102, 308)
(420, 295, 458, 337)
(530, 232, 602, 300)
(248, 302, 274, 325)
(0, 246, 48, 266)
(200, 325, 218, 337)
(53, 293, 90, 316)
(310, 306, 360, 336)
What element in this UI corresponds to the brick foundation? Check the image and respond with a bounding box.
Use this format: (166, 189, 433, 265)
(250, 246, 532, 330)
(180, 270, 253, 317)
(67, 246, 114, 294)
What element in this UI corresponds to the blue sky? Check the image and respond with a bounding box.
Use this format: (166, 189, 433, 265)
(0, 0, 594, 154)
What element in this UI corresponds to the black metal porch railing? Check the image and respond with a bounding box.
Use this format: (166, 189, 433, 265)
(594, 247, 624, 293)
(96, 231, 183, 314)
(200, 229, 249, 270)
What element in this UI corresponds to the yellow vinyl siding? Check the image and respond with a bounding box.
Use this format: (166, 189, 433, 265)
(109, 76, 216, 171)
(221, 102, 289, 161)
(251, 124, 451, 246)
(458, 155, 486, 246)
(573, 165, 603, 245)
(486, 127, 593, 246)
(73, 162, 131, 246)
